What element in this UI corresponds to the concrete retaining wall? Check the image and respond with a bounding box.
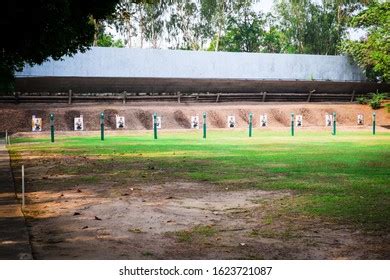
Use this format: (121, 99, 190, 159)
(17, 47, 366, 82)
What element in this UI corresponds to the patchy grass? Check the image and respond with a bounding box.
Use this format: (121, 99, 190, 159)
(9, 130, 390, 231)
(173, 225, 217, 243)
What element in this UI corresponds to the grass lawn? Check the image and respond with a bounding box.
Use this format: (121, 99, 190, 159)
(10, 129, 390, 232)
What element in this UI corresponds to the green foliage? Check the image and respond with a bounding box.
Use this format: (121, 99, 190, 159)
(357, 91, 388, 109)
(368, 92, 386, 109)
(340, 2, 390, 82)
(1, 0, 121, 93)
(209, 6, 266, 52)
(356, 95, 369, 104)
(274, 0, 358, 55)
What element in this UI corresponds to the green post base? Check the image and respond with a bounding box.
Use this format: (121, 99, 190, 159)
(249, 113, 253, 137)
(100, 112, 105, 141)
(203, 113, 207, 139)
(49, 113, 55, 143)
(153, 113, 158, 140)
(291, 113, 294, 136)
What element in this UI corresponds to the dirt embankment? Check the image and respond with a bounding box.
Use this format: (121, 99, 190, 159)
(0, 103, 389, 133)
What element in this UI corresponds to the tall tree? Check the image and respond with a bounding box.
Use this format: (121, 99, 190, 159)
(340, 1, 390, 82)
(274, 0, 373, 55)
(209, 1, 266, 52)
(166, 0, 204, 50)
(200, 0, 235, 51)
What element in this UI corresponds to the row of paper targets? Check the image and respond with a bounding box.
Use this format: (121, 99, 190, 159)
(31, 113, 367, 132)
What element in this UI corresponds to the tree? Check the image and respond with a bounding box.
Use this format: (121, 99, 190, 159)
(1, 0, 123, 92)
(340, 1, 390, 82)
(166, 0, 204, 50)
(274, 0, 369, 55)
(200, 0, 234, 51)
(209, 2, 266, 53)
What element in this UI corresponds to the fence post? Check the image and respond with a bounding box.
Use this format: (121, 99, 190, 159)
(153, 113, 158, 140)
(22, 165, 25, 208)
(100, 112, 105, 141)
(291, 113, 295, 136)
(50, 113, 55, 143)
(372, 112, 376, 135)
(203, 112, 207, 139)
(332, 112, 336, 135)
(68, 89, 72, 105)
(249, 113, 253, 137)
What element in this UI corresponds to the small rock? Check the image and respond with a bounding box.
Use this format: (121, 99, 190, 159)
(94, 216, 102, 221)
(73, 212, 81, 216)
(122, 193, 130, 196)
(240, 243, 246, 246)
(166, 196, 174, 200)
(82, 226, 88, 230)
(142, 199, 146, 202)
(77, 189, 82, 193)
(130, 188, 134, 191)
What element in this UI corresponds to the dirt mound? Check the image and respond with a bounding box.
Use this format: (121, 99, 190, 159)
(135, 109, 153, 129)
(270, 109, 289, 126)
(208, 110, 224, 128)
(238, 109, 249, 124)
(64, 110, 81, 130)
(0, 103, 388, 133)
(104, 109, 119, 130)
(173, 110, 191, 128)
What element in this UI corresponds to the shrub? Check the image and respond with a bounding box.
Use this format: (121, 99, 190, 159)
(368, 92, 386, 109)
(356, 96, 368, 104)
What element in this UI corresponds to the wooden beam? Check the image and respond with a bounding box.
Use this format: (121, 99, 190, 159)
(350, 90, 355, 102)
(262, 92, 267, 102)
(123, 91, 127, 104)
(307, 89, 316, 102)
(68, 89, 72, 104)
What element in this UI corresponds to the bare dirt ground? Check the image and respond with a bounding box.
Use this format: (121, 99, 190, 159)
(21, 178, 389, 260)
(1, 102, 389, 133)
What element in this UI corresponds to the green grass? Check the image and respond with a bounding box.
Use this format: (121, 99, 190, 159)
(9, 129, 390, 231)
(173, 225, 217, 243)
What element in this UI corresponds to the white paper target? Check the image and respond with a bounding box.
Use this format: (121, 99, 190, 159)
(260, 114, 268, 127)
(191, 116, 200, 129)
(74, 116, 84, 131)
(116, 115, 125, 129)
(32, 116, 42, 132)
(357, 114, 364, 125)
(227, 116, 236, 128)
(296, 115, 303, 127)
(325, 114, 333, 127)
(153, 116, 162, 129)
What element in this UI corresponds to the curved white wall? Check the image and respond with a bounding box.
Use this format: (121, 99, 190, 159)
(17, 47, 366, 81)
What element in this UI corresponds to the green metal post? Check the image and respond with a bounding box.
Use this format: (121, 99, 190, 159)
(372, 112, 376, 135)
(332, 112, 336, 135)
(249, 113, 253, 137)
(203, 112, 207, 139)
(291, 113, 294, 136)
(50, 113, 55, 143)
(100, 112, 104, 141)
(153, 113, 158, 140)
